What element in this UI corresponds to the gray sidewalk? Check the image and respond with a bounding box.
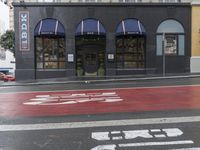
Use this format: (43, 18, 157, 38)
(1, 73, 200, 87)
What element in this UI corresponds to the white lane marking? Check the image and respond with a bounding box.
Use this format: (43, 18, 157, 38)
(118, 141, 194, 147)
(102, 99, 123, 102)
(112, 136, 123, 140)
(30, 98, 52, 101)
(0, 116, 200, 131)
(111, 131, 120, 134)
(77, 99, 93, 103)
(154, 134, 166, 138)
(91, 141, 194, 150)
(170, 148, 200, 150)
(123, 130, 153, 139)
(92, 132, 110, 141)
(23, 102, 43, 105)
(91, 144, 116, 150)
(2, 84, 200, 95)
(150, 129, 161, 132)
(60, 101, 77, 104)
(36, 95, 50, 98)
(110, 131, 123, 140)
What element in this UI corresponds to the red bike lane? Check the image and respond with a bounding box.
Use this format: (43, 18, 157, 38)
(0, 85, 200, 117)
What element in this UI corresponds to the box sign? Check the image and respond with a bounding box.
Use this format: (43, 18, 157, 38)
(107, 54, 114, 61)
(68, 54, 74, 62)
(19, 11, 30, 51)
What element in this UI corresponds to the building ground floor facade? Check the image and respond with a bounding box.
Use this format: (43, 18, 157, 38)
(191, 3, 200, 73)
(14, 3, 191, 81)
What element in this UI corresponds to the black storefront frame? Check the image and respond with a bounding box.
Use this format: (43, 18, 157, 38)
(13, 3, 191, 81)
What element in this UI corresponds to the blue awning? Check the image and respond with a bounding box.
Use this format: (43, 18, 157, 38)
(34, 18, 65, 36)
(75, 19, 106, 36)
(116, 19, 146, 36)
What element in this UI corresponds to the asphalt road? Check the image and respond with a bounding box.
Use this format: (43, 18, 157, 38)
(1, 77, 200, 150)
(1, 120, 200, 150)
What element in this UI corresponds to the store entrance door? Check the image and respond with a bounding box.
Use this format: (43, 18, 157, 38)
(83, 50, 99, 76)
(76, 36, 106, 77)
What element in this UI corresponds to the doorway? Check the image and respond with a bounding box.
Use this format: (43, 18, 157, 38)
(83, 50, 99, 76)
(76, 36, 106, 77)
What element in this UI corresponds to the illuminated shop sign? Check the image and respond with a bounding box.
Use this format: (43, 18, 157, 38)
(19, 11, 30, 51)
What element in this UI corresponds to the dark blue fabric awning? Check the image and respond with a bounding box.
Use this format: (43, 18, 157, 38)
(116, 19, 146, 36)
(34, 18, 65, 36)
(75, 19, 106, 36)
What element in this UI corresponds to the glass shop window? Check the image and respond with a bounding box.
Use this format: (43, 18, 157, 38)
(35, 37, 66, 69)
(116, 36, 145, 69)
(156, 19, 185, 56)
(165, 35, 177, 55)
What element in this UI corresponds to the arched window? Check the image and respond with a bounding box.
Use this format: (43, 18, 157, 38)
(115, 18, 146, 69)
(156, 19, 185, 56)
(34, 18, 66, 69)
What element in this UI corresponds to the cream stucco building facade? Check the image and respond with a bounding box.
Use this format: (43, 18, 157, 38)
(191, 1, 200, 72)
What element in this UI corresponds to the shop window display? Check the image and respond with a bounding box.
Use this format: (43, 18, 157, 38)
(156, 19, 185, 56)
(116, 36, 145, 69)
(35, 37, 66, 69)
(165, 34, 177, 55)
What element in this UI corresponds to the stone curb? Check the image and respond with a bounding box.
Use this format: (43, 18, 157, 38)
(1, 74, 200, 87)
